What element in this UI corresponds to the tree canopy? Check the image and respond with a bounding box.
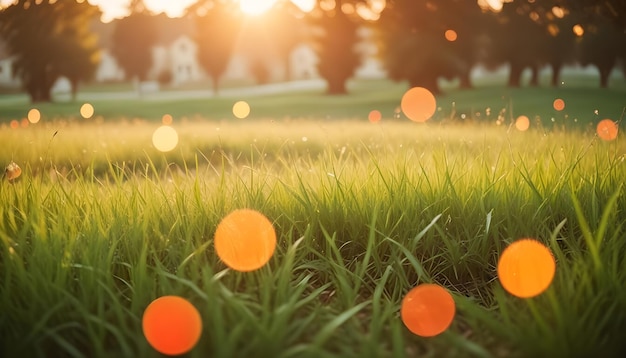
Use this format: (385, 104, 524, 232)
(0, 0, 101, 102)
(376, 0, 626, 91)
(188, 0, 243, 94)
(110, 0, 158, 84)
(309, 0, 363, 94)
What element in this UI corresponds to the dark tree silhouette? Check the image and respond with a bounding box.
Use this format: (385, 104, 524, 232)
(483, 1, 547, 88)
(54, 1, 101, 100)
(542, 7, 579, 87)
(377, 0, 484, 94)
(310, 0, 362, 94)
(578, 19, 625, 88)
(188, 0, 242, 95)
(111, 0, 157, 83)
(0, 0, 101, 103)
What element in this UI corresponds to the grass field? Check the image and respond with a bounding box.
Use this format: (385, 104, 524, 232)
(1, 74, 625, 125)
(1, 80, 626, 357)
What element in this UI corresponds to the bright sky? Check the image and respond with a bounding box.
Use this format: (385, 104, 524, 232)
(0, 0, 318, 22)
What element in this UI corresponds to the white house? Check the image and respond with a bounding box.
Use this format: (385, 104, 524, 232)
(0, 41, 19, 88)
(0, 14, 385, 91)
(95, 49, 125, 82)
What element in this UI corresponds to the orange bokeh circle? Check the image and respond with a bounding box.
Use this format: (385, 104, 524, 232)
(400, 284, 456, 337)
(445, 29, 458, 42)
(214, 209, 277, 272)
(515, 115, 530, 131)
(596, 119, 618, 141)
(142, 296, 202, 356)
(401, 87, 437, 123)
(497, 239, 556, 298)
(553, 99, 565, 111)
(368, 110, 382, 123)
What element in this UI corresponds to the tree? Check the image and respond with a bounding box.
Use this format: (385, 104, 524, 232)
(568, 0, 626, 30)
(377, 0, 484, 94)
(110, 0, 157, 83)
(0, 0, 101, 103)
(54, 1, 101, 100)
(310, 0, 362, 94)
(264, 2, 306, 81)
(188, 0, 242, 94)
(482, 1, 547, 88)
(542, 4, 580, 87)
(578, 19, 625, 88)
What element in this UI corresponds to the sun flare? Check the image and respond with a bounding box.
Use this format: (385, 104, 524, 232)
(239, 0, 278, 16)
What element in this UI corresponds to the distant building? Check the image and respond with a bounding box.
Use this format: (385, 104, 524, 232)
(0, 14, 385, 90)
(0, 41, 19, 88)
(92, 14, 384, 86)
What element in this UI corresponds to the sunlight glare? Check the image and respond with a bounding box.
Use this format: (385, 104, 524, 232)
(479, 0, 504, 12)
(401, 284, 456, 337)
(143, 296, 202, 356)
(497, 239, 555, 298)
(239, 0, 277, 15)
(152, 126, 179, 152)
(291, 0, 315, 12)
(214, 209, 277, 272)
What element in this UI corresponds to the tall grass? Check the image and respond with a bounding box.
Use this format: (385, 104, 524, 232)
(1, 119, 625, 357)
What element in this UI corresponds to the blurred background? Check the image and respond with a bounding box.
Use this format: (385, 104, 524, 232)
(0, 0, 624, 103)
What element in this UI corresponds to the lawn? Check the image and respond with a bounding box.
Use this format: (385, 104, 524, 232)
(1, 79, 626, 357)
(1, 74, 625, 125)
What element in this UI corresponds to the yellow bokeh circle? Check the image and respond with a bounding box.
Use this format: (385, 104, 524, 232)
(80, 103, 95, 119)
(152, 126, 179, 152)
(233, 101, 251, 119)
(28, 108, 41, 124)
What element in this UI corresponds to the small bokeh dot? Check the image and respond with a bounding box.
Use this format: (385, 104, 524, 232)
(368, 110, 382, 123)
(553, 98, 565, 111)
